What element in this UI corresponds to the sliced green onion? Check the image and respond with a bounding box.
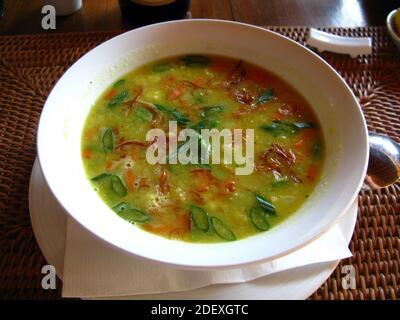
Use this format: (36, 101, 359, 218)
(312, 141, 323, 159)
(292, 122, 314, 129)
(194, 92, 206, 104)
(190, 205, 209, 232)
(112, 79, 126, 88)
(249, 207, 270, 231)
(271, 178, 290, 188)
(102, 128, 114, 152)
(108, 90, 129, 108)
(260, 121, 295, 136)
(260, 120, 315, 136)
(255, 194, 276, 216)
(152, 62, 173, 73)
(135, 107, 153, 122)
(154, 104, 190, 125)
(200, 105, 226, 118)
(91, 173, 126, 197)
(110, 175, 127, 197)
(256, 88, 274, 105)
(90, 172, 111, 181)
(190, 118, 219, 131)
(181, 55, 211, 67)
(113, 202, 150, 223)
(210, 217, 236, 241)
(170, 109, 190, 125)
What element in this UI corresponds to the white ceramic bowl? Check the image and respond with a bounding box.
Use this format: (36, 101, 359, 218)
(387, 9, 400, 51)
(37, 20, 368, 270)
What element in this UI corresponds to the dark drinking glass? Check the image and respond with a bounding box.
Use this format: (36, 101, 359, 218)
(119, 0, 191, 27)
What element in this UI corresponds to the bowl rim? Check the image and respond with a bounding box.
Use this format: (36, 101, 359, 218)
(37, 19, 369, 269)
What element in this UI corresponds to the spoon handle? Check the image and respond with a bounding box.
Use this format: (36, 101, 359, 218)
(306, 28, 372, 58)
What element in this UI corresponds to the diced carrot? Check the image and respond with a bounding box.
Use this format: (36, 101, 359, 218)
(84, 128, 96, 140)
(139, 178, 149, 188)
(162, 75, 176, 88)
(130, 150, 137, 161)
(307, 164, 318, 181)
(143, 212, 190, 238)
(191, 169, 214, 192)
(125, 170, 136, 191)
(294, 138, 305, 151)
(190, 190, 205, 205)
(300, 128, 317, 141)
(143, 224, 175, 235)
(196, 183, 209, 193)
(106, 160, 114, 170)
(298, 129, 318, 156)
(178, 98, 190, 109)
(104, 88, 117, 100)
(82, 149, 92, 159)
(168, 82, 185, 100)
(272, 111, 285, 121)
(194, 77, 206, 87)
(176, 212, 190, 228)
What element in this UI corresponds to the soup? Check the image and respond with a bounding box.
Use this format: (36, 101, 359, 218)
(81, 55, 324, 243)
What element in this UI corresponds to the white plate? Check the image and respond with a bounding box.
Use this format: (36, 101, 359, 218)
(37, 20, 368, 269)
(29, 158, 357, 299)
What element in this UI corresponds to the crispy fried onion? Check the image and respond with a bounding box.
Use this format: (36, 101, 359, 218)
(228, 60, 246, 85)
(158, 165, 170, 194)
(256, 143, 302, 183)
(124, 87, 143, 116)
(136, 99, 163, 127)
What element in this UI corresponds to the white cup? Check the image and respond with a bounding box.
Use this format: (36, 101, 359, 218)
(44, 0, 82, 16)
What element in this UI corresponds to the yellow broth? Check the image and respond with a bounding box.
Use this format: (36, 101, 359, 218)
(81, 55, 324, 243)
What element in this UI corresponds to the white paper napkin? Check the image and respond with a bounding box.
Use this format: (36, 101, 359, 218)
(61, 216, 352, 298)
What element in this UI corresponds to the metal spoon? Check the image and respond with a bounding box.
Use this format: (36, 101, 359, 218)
(365, 132, 400, 189)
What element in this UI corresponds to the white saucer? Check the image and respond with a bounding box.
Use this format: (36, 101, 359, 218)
(29, 159, 357, 299)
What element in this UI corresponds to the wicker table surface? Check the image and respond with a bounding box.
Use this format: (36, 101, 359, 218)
(0, 26, 399, 300)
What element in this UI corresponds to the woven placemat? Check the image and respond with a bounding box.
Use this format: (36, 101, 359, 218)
(0, 26, 399, 300)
